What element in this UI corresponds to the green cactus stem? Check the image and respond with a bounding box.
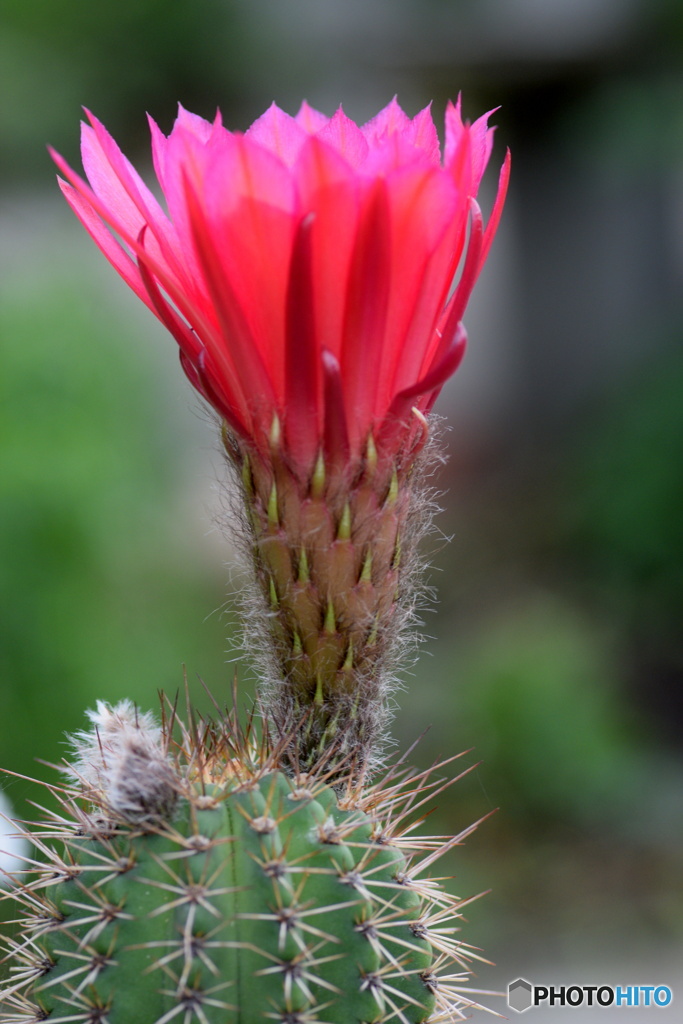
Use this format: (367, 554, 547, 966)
(0, 700, 493, 1024)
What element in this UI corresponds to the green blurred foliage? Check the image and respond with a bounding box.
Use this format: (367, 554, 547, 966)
(426, 345, 683, 835)
(0, 255, 238, 800)
(564, 348, 683, 640)
(457, 598, 640, 827)
(0, 0, 249, 181)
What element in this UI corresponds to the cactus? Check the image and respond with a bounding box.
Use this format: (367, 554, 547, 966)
(0, 98, 509, 1022)
(0, 700, 491, 1024)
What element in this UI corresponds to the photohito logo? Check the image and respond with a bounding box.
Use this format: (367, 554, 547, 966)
(508, 979, 673, 1013)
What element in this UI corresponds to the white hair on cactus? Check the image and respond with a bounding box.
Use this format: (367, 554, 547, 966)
(0, 790, 29, 886)
(68, 699, 179, 822)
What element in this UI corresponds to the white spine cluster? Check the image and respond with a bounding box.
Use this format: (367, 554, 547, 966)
(68, 700, 179, 822)
(0, 791, 28, 886)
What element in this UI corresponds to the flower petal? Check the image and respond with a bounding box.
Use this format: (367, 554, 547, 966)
(295, 100, 329, 133)
(246, 103, 309, 166)
(317, 108, 369, 168)
(340, 178, 391, 452)
(81, 110, 179, 274)
(56, 177, 151, 308)
(199, 134, 298, 402)
(480, 148, 511, 267)
(374, 165, 461, 413)
(361, 96, 412, 145)
(285, 213, 320, 471)
(294, 135, 361, 365)
(183, 170, 278, 440)
(362, 98, 440, 164)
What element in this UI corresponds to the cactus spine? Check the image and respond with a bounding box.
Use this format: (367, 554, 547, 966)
(0, 701, 491, 1024)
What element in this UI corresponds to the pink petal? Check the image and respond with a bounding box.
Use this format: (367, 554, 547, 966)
(53, 135, 264, 430)
(81, 111, 177, 270)
(285, 214, 320, 471)
(246, 103, 308, 166)
(294, 135, 361, 366)
(480, 148, 511, 267)
(437, 198, 484, 345)
(379, 323, 468, 449)
(362, 98, 441, 168)
(468, 107, 498, 191)
(413, 322, 468, 403)
(316, 108, 369, 168)
(199, 135, 298, 402)
(136, 226, 202, 364)
(322, 349, 350, 467)
(361, 96, 412, 146)
(443, 96, 465, 169)
(373, 165, 460, 413)
(340, 178, 391, 450)
(148, 114, 170, 196)
(362, 98, 440, 163)
(57, 177, 151, 309)
(52, 146, 194, 326)
(204, 132, 297, 214)
(194, 348, 250, 437)
(361, 129, 436, 178)
(445, 98, 498, 195)
(151, 119, 215, 272)
(137, 224, 251, 437)
(80, 124, 147, 241)
(175, 103, 216, 140)
(295, 100, 329, 133)
(183, 172, 277, 439)
(409, 104, 441, 163)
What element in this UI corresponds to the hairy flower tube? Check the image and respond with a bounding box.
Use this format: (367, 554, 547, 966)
(52, 99, 509, 770)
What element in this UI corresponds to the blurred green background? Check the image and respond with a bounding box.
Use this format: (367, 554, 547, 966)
(1, 0, 682, 1014)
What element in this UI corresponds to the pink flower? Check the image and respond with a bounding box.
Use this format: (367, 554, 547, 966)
(52, 98, 509, 482)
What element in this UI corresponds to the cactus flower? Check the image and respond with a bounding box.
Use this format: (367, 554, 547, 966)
(52, 100, 509, 770)
(52, 98, 508, 478)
